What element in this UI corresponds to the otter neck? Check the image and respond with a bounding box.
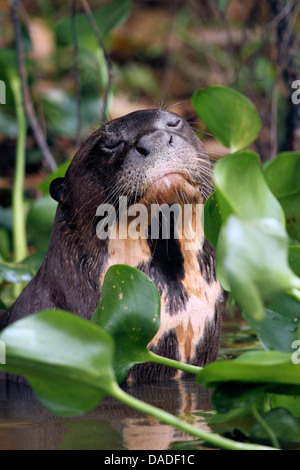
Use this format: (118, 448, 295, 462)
(41, 207, 108, 316)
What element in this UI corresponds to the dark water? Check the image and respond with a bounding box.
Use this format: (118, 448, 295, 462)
(0, 378, 214, 450)
(0, 320, 259, 450)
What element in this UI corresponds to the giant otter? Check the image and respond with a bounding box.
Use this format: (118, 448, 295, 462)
(0, 109, 223, 382)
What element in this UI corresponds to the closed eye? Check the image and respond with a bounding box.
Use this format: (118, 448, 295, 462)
(103, 140, 125, 150)
(167, 119, 181, 128)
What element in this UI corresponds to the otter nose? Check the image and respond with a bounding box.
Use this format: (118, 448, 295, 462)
(135, 130, 175, 158)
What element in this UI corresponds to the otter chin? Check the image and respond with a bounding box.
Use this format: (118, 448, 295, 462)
(142, 172, 197, 205)
(0, 108, 223, 384)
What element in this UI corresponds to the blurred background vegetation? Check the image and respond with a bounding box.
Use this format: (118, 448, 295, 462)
(0, 0, 299, 309)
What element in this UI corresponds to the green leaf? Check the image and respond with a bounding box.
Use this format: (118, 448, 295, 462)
(289, 246, 300, 277)
(0, 310, 277, 450)
(197, 350, 300, 388)
(91, 265, 161, 383)
(213, 150, 284, 225)
(243, 291, 300, 352)
(192, 86, 261, 152)
(264, 152, 300, 241)
(27, 196, 57, 252)
(0, 227, 11, 260)
(208, 382, 300, 426)
(279, 193, 300, 242)
(0, 261, 34, 283)
(0, 310, 116, 416)
(264, 152, 300, 198)
(0, 252, 44, 284)
(211, 382, 270, 422)
(0, 207, 12, 231)
(38, 160, 71, 195)
(216, 216, 300, 319)
(272, 395, 300, 418)
(250, 407, 300, 444)
(42, 91, 103, 138)
(55, 0, 131, 50)
(203, 191, 223, 248)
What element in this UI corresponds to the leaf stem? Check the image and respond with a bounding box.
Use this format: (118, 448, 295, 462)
(251, 402, 281, 449)
(290, 288, 300, 303)
(146, 350, 202, 376)
(9, 71, 28, 264)
(110, 382, 277, 451)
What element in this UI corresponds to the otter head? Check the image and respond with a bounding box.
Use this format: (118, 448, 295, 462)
(50, 109, 212, 230)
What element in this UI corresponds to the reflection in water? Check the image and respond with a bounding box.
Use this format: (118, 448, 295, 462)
(0, 377, 213, 450)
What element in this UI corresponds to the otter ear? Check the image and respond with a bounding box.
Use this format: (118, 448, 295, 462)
(49, 177, 67, 204)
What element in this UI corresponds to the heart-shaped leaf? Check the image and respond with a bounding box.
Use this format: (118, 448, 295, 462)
(91, 265, 161, 382)
(250, 407, 300, 444)
(278, 194, 300, 242)
(271, 395, 300, 418)
(213, 150, 284, 225)
(198, 350, 300, 388)
(289, 246, 300, 277)
(0, 307, 276, 450)
(264, 152, 300, 241)
(203, 191, 223, 247)
(216, 216, 300, 319)
(264, 152, 300, 198)
(243, 291, 300, 352)
(0, 261, 34, 283)
(0, 310, 116, 416)
(192, 86, 261, 152)
(55, 0, 131, 49)
(27, 196, 57, 252)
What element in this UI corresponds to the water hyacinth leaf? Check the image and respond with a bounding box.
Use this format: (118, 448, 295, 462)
(0, 310, 116, 416)
(0, 261, 34, 283)
(210, 382, 300, 425)
(249, 408, 300, 444)
(27, 196, 57, 252)
(264, 152, 300, 198)
(55, 0, 131, 50)
(264, 152, 300, 241)
(243, 292, 300, 352)
(192, 86, 261, 152)
(271, 395, 300, 418)
(211, 382, 270, 421)
(203, 191, 223, 248)
(0, 206, 12, 231)
(91, 265, 161, 383)
(279, 193, 300, 242)
(213, 150, 284, 225)
(197, 350, 300, 388)
(42, 91, 102, 138)
(216, 216, 300, 320)
(289, 246, 300, 277)
(0, 310, 278, 450)
(0, 227, 10, 260)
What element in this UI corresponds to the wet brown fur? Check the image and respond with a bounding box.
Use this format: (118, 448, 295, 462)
(0, 109, 223, 383)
